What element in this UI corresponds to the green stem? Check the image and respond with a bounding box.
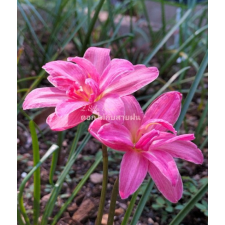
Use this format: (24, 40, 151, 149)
(95, 144, 108, 225)
(107, 178, 119, 225)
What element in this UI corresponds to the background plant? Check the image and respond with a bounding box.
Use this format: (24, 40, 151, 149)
(17, 0, 208, 224)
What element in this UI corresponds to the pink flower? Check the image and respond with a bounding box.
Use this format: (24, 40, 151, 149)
(88, 92, 203, 203)
(23, 47, 159, 131)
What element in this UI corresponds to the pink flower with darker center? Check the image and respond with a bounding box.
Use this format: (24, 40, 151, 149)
(23, 47, 159, 131)
(88, 92, 204, 203)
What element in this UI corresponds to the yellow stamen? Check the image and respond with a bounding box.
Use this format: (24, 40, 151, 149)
(145, 122, 160, 129)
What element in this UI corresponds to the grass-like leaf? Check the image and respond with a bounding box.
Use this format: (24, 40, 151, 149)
(130, 179, 154, 225)
(51, 152, 103, 225)
(81, 0, 106, 55)
(169, 181, 208, 225)
(18, 144, 59, 225)
(121, 189, 139, 225)
(175, 51, 208, 131)
(143, 9, 192, 65)
(41, 132, 91, 225)
(49, 131, 65, 185)
(29, 120, 41, 225)
(160, 25, 208, 74)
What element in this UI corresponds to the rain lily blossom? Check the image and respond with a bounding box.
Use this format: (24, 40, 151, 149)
(23, 47, 159, 131)
(88, 92, 204, 203)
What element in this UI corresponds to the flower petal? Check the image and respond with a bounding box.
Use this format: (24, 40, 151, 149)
(135, 129, 159, 151)
(46, 107, 92, 131)
(142, 150, 179, 186)
(148, 162, 183, 203)
(154, 140, 204, 164)
(119, 151, 148, 199)
(23, 87, 68, 110)
(151, 133, 195, 148)
(68, 57, 100, 83)
(104, 66, 159, 96)
(55, 100, 90, 117)
(88, 118, 109, 142)
(83, 47, 111, 75)
(97, 123, 133, 151)
(99, 59, 134, 92)
(43, 61, 86, 88)
(85, 78, 100, 102)
(139, 118, 177, 134)
(142, 91, 182, 131)
(121, 95, 144, 139)
(92, 94, 125, 123)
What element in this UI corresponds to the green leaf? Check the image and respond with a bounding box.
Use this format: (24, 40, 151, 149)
(152, 204, 161, 210)
(130, 179, 154, 225)
(121, 189, 139, 225)
(49, 131, 64, 185)
(175, 51, 208, 131)
(156, 197, 166, 206)
(166, 206, 174, 213)
(169, 181, 208, 225)
(175, 205, 184, 210)
(29, 120, 40, 225)
(18, 144, 58, 225)
(41, 133, 91, 225)
(195, 203, 206, 210)
(143, 9, 192, 65)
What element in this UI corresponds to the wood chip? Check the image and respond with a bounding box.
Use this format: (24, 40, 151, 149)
(72, 198, 98, 223)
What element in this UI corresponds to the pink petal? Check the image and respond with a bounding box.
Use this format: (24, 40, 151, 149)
(135, 129, 159, 151)
(88, 118, 109, 142)
(121, 95, 144, 139)
(68, 57, 100, 83)
(143, 91, 182, 131)
(55, 100, 90, 117)
(104, 66, 159, 96)
(142, 150, 179, 186)
(119, 151, 148, 199)
(99, 59, 134, 92)
(148, 162, 183, 203)
(83, 47, 111, 75)
(43, 61, 86, 88)
(85, 78, 100, 102)
(139, 118, 177, 134)
(91, 94, 124, 123)
(46, 107, 92, 131)
(23, 87, 68, 110)
(154, 140, 204, 164)
(97, 123, 133, 151)
(151, 133, 195, 148)
(47, 76, 76, 91)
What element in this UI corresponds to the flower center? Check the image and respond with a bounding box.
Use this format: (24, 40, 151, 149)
(67, 84, 90, 102)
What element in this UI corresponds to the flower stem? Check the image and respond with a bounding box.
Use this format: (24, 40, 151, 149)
(107, 178, 119, 225)
(95, 144, 108, 225)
